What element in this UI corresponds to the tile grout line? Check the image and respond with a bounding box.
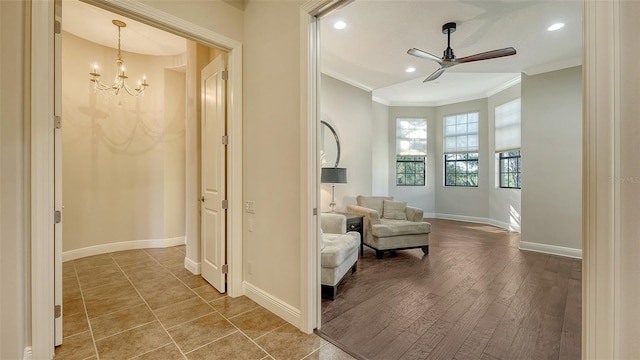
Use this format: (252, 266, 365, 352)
(111, 251, 192, 359)
(182, 329, 242, 356)
(116, 248, 240, 359)
(73, 260, 101, 360)
(69, 247, 320, 360)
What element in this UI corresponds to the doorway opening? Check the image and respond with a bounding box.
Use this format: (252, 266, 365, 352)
(57, 0, 230, 344)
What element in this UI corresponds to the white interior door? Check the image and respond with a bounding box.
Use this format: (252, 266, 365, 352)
(54, 0, 63, 346)
(200, 55, 227, 293)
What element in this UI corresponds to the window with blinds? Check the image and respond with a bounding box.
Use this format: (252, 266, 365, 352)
(495, 99, 521, 189)
(396, 118, 426, 186)
(444, 112, 479, 154)
(443, 112, 479, 187)
(495, 98, 521, 152)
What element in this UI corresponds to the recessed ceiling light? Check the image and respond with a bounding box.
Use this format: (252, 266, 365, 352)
(547, 23, 565, 31)
(334, 21, 347, 30)
(406, 67, 416, 73)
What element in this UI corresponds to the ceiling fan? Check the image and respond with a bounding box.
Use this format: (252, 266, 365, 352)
(408, 22, 517, 82)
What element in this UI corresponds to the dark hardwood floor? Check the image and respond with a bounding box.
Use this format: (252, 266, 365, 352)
(318, 219, 581, 360)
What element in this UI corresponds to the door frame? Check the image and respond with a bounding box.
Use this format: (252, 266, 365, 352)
(299, 0, 355, 334)
(30, 1, 243, 358)
(300, 0, 624, 358)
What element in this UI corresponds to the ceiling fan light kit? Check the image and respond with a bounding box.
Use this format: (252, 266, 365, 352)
(408, 22, 517, 82)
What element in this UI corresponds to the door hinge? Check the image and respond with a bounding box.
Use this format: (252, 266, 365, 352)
(222, 264, 228, 274)
(54, 305, 61, 318)
(222, 199, 229, 209)
(313, 208, 318, 215)
(54, 116, 62, 129)
(54, 20, 61, 34)
(54, 210, 62, 224)
(222, 135, 228, 145)
(222, 70, 228, 81)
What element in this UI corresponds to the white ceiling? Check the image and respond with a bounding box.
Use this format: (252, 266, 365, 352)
(320, 0, 583, 105)
(62, 0, 582, 105)
(62, 0, 186, 56)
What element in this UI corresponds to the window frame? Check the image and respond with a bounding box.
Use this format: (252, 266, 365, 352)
(498, 150, 521, 189)
(443, 111, 480, 187)
(395, 118, 427, 187)
(396, 155, 426, 186)
(444, 152, 479, 187)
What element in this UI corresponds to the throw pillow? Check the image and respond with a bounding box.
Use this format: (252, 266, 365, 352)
(357, 195, 392, 215)
(383, 200, 407, 220)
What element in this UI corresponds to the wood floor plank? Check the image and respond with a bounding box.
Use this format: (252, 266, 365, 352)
(559, 278, 582, 360)
(428, 290, 499, 360)
(397, 319, 455, 360)
(534, 314, 564, 360)
(504, 327, 539, 360)
(452, 324, 495, 360)
(319, 219, 582, 360)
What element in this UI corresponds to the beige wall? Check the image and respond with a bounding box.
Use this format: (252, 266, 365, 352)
(487, 83, 522, 230)
(61, 31, 187, 251)
(619, 0, 640, 355)
(521, 66, 582, 251)
(320, 74, 373, 211)
(435, 98, 491, 218)
(163, 69, 187, 238)
(0, 1, 29, 358)
(136, 0, 244, 42)
(372, 101, 389, 195)
(387, 106, 437, 214)
(242, 0, 303, 309)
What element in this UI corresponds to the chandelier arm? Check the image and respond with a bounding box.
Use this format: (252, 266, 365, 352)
(89, 19, 149, 98)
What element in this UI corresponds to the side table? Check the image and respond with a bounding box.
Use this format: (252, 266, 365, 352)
(337, 212, 364, 256)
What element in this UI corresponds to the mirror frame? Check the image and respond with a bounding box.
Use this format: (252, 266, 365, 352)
(321, 120, 341, 168)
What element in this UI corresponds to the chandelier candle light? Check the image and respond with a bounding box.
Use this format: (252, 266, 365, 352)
(90, 20, 149, 96)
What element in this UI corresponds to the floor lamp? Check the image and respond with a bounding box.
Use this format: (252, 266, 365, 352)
(321, 167, 347, 212)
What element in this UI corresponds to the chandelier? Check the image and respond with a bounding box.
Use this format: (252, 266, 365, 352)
(89, 20, 149, 97)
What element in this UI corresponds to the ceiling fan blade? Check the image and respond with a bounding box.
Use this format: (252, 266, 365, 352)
(408, 48, 443, 65)
(424, 67, 446, 82)
(456, 47, 517, 64)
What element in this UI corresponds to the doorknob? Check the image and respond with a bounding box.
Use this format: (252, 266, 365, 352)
(200, 196, 205, 202)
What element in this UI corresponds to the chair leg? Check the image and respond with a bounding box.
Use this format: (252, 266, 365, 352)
(422, 246, 429, 255)
(375, 250, 384, 259)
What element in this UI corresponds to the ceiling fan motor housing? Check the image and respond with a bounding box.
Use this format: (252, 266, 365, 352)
(442, 22, 456, 60)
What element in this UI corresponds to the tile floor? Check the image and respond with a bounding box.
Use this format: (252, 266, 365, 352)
(56, 245, 354, 360)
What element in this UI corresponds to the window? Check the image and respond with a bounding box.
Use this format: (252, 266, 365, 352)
(396, 118, 426, 186)
(495, 98, 521, 189)
(443, 112, 479, 187)
(498, 150, 521, 188)
(445, 153, 479, 186)
(396, 156, 425, 186)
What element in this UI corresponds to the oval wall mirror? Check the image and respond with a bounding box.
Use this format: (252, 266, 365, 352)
(320, 121, 341, 167)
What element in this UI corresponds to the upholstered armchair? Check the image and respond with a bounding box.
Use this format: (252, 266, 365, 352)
(320, 213, 360, 300)
(347, 195, 430, 259)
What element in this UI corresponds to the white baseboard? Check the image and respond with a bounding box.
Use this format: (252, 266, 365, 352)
(520, 241, 582, 259)
(243, 281, 301, 328)
(435, 213, 521, 233)
(62, 236, 185, 262)
(488, 218, 521, 232)
(23, 347, 32, 360)
(423, 212, 436, 218)
(184, 257, 201, 275)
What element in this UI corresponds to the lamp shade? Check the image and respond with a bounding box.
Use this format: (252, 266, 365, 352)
(321, 167, 347, 184)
